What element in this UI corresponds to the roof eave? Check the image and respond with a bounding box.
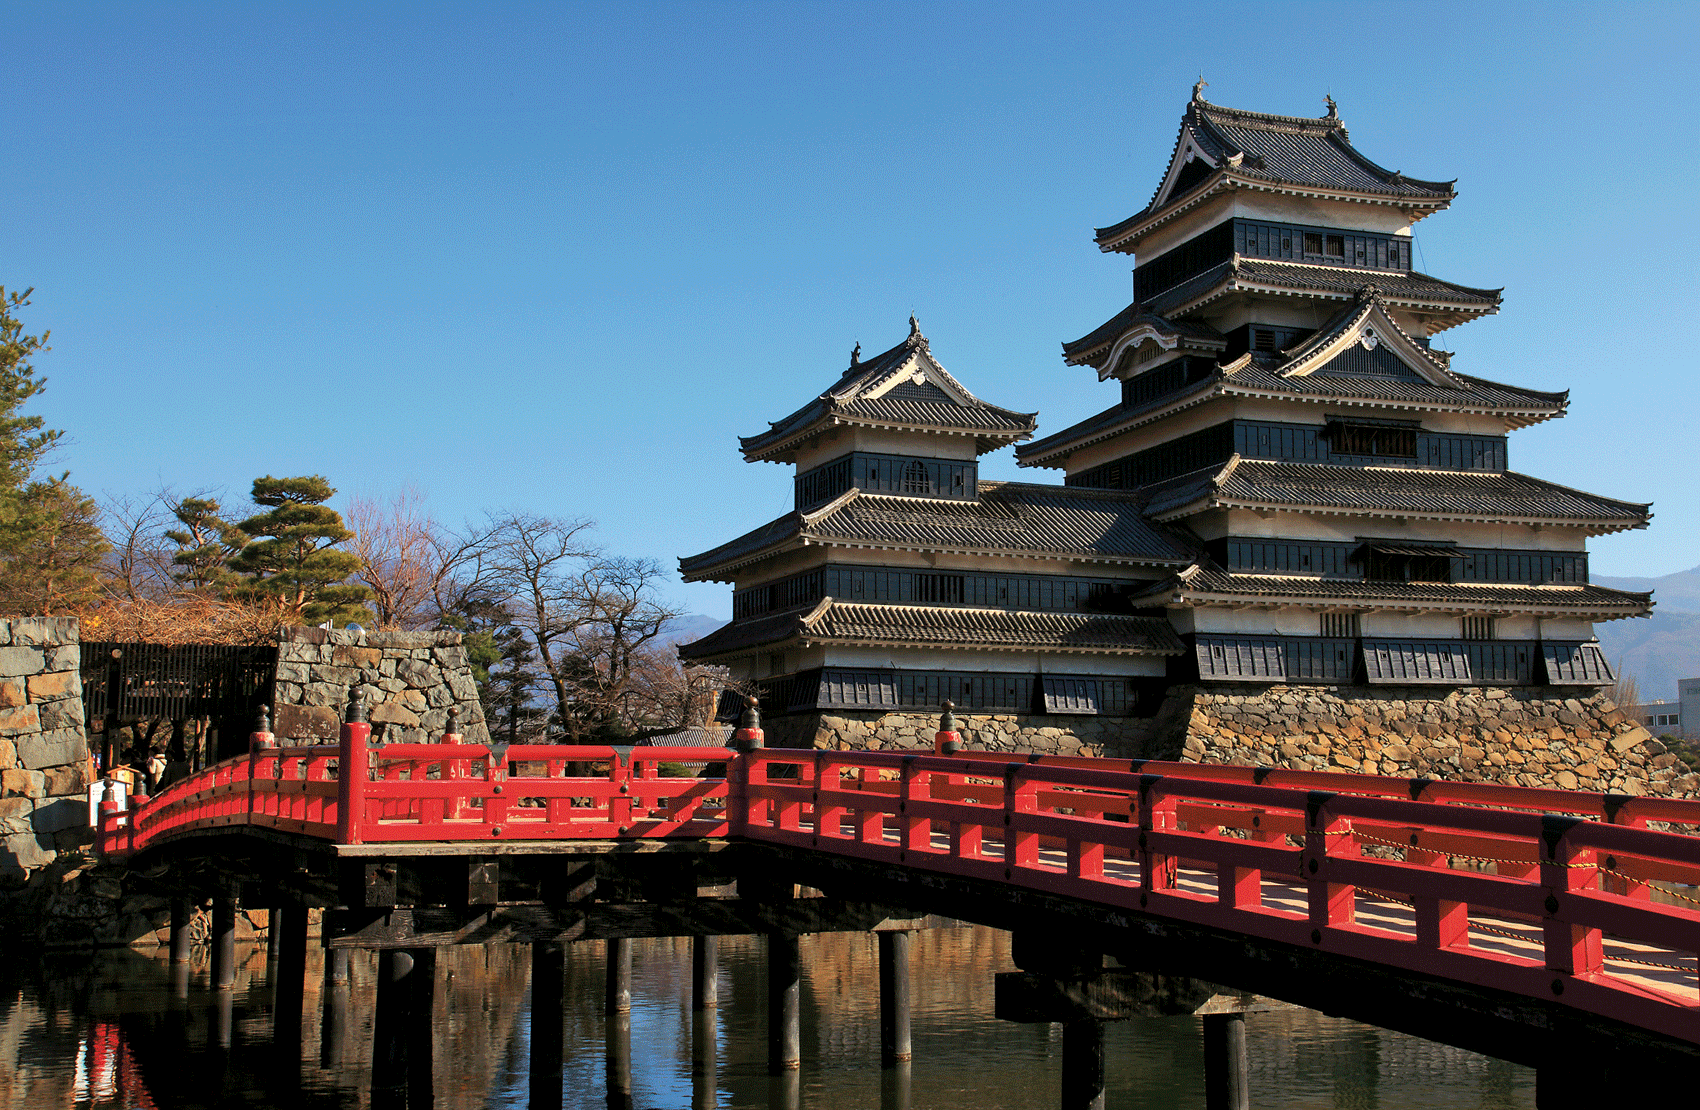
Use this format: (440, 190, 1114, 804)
(1153, 495, 1651, 533)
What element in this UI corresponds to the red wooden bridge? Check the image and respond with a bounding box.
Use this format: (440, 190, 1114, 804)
(97, 715, 1700, 1107)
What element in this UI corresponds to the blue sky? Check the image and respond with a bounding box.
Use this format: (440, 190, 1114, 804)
(6, 1, 1697, 620)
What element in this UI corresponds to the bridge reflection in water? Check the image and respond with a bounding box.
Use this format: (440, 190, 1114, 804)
(0, 927, 1538, 1109)
(86, 709, 1700, 1109)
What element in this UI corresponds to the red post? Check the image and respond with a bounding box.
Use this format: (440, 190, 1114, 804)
(442, 706, 464, 821)
(250, 706, 276, 752)
(932, 700, 962, 756)
(335, 698, 372, 844)
(1540, 815, 1603, 978)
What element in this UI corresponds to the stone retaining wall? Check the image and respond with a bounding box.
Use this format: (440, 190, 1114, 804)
(0, 617, 93, 883)
(757, 684, 1693, 798)
(272, 626, 490, 746)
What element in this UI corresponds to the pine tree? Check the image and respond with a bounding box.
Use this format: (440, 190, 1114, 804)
(164, 496, 247, 591)
(0, 288, 107, 614)
(226, 475, 373, 626)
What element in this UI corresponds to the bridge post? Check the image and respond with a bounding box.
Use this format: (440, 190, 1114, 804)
(169, 897, 192, 964)
(211, 892, 238, 990)
(607, 1008, 634, 1110)
(767, 932, 801, 1073)
(1061, 1020, 1106, 1110)
(272, 900, 310, 1071)
(605, 937, 632, 1013)
(692, 934, 719, 1011)
(266, 903, 284, 963)
(879, 1060, 912, 1110)
(529, 940, 566, 1110)
(692, 991, 718, 1110)
(320, 946, 352, 1070)
(335, 697, 372, 844)
(878, 929, 913, 1066)
(1202, 1012, 1249, 1110)
(371, 947, 435, 1110)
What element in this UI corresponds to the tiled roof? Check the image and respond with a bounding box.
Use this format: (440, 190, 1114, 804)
(635, 725, 732, 748)
(678, 598, 1186, 660)
(1061, 305, 1226, 363)
(740, 321, 1036, 460)
(1144, 458, 1653, 532)
(1147, 259, 1501, 318)
(1165, 566, 1655, 616)
(1016, 356, 1567, 467)
(677, 481, 1196, 581)
(1096, 94, 1455, 249)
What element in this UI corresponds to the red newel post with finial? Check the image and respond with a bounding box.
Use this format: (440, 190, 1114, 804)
(336, 695, 371, 844)
(250, 706, 276, 752)
(727, 697, 763, 836)
(731, 697, 764, 752)
(933, 700, 962, 756)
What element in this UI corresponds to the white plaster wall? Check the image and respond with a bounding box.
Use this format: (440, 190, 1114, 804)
(1203, 509, 1590, 551)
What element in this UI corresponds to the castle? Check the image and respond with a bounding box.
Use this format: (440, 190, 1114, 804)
(678, 88, 1657, 775)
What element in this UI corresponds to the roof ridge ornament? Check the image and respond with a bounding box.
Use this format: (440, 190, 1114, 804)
(1193, 77, 1208, 103)
(1324, 94, 1338, 119)
(907, 313, 929, 352)
(850, 342, 860, 367)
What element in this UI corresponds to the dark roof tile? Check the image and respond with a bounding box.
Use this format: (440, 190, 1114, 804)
(1170, 566, 1654, 615)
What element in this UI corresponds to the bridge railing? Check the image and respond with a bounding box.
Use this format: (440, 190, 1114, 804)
(736, 748, 1700, 1047)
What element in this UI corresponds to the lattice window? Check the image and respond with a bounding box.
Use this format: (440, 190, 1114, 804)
(1326, 422, 1418, 458)
(1319, 612, 1361, 638)
(1461, 616, 1496, 641)
(902, 460, 931, 494)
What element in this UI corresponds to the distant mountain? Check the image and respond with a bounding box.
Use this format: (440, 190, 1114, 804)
(1593, 565, 1700, 701)
(662, 614, 726, 648)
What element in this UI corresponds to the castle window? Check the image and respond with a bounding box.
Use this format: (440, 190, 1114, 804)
(1461, 616, 1496, 641)
(1325, 235, 1345, 258)
(1325, 421, 1417, 458)
(902, 460, 930, 494)
(1253, 329, 1278, 352)
(1304, 232, 1323, 254)
(1320, 612, 1360, 638)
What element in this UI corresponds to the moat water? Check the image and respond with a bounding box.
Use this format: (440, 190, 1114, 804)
(0, 926, 1536, 1109)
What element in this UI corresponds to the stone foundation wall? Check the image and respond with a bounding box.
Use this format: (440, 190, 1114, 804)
(760, 709, 1164, 758)
(756, 684, 1693, 798)
(0, 618, 93, 883)
(1147, 684, 1693, 797)
(272, 626, 490, 746)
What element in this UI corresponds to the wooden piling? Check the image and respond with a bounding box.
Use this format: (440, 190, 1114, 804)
(606, 1010, 634, 1110)
(371, 949, 415, 1109)
(605, 937, 632, 1014)
(692, 934, 718, 1011)
(768, 933, 801, 1073)
(320, 947, 352, 1070)
(169, 898, 192, 964)
(211, 893, 237, 990)
(1061, 1019, 1106, 1110)
(529, 940, 566, 1110)
(878, 930, 913, 1065)
(1202, 1012, 1249, 1110)
(272, 901, 309, 1070)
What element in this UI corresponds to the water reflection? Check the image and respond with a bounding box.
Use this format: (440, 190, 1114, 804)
(0, 926, 1535, 1109)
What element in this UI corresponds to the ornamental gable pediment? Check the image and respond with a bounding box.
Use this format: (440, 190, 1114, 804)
(1279, 295, 1462, 390)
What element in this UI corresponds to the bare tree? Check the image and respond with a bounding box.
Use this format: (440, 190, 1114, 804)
(99, 490, 180, 603)
(346, 487, 446, 630)
(480, 512, 601, 730)
(558, 556, 686, 735)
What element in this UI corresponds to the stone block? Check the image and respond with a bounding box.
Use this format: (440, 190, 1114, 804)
(43, 763, 92, 796)
(370, 701, 421, 729)
(274, 661, 310, 684)
(16, 729, 87, 770)
(448, 673, 479, 702)
(26, 669, 80, 701)
(282, 626, 330, 645)
(0, 647, 44, 678)
(0, 704, 41, 736)
(310, 665, 362, 686)
(332, 646, 383, 670)
(38, 699, 81, 732)
(9, 618, 66, 647)
(1611, 727, 1651, 754)
(33, 797, 84, 833)
(274, 703, 340, 741)
(0, 736, 12, 769)
(301, 682, 347, 707)
(433, 646, 469, 670)
(2, 830, 55, 869)
(396, 660, 441, 688)
(2, 768, 44, 797)
(0, 679, 23, 708)
(47, 645, 79, 671)
(398, 689, 429, 712)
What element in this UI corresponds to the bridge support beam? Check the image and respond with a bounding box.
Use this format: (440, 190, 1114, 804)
(768, 932, 801, 1073)
(169, 898, 192, 964)
(1061, 1019, 1106, 1110)
(607, 1008, 634, 1110)
(605, 937, 632, 1014)
(529, 940, 566, 1110)
(1202, 1013, 1249, 1110)
(266, 903, 285, 963)
(692, 999, 717, 1110)
(211, 893, 238, 990)
(692, 934, 718, 1011)
(878, 929, 913, 1066)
